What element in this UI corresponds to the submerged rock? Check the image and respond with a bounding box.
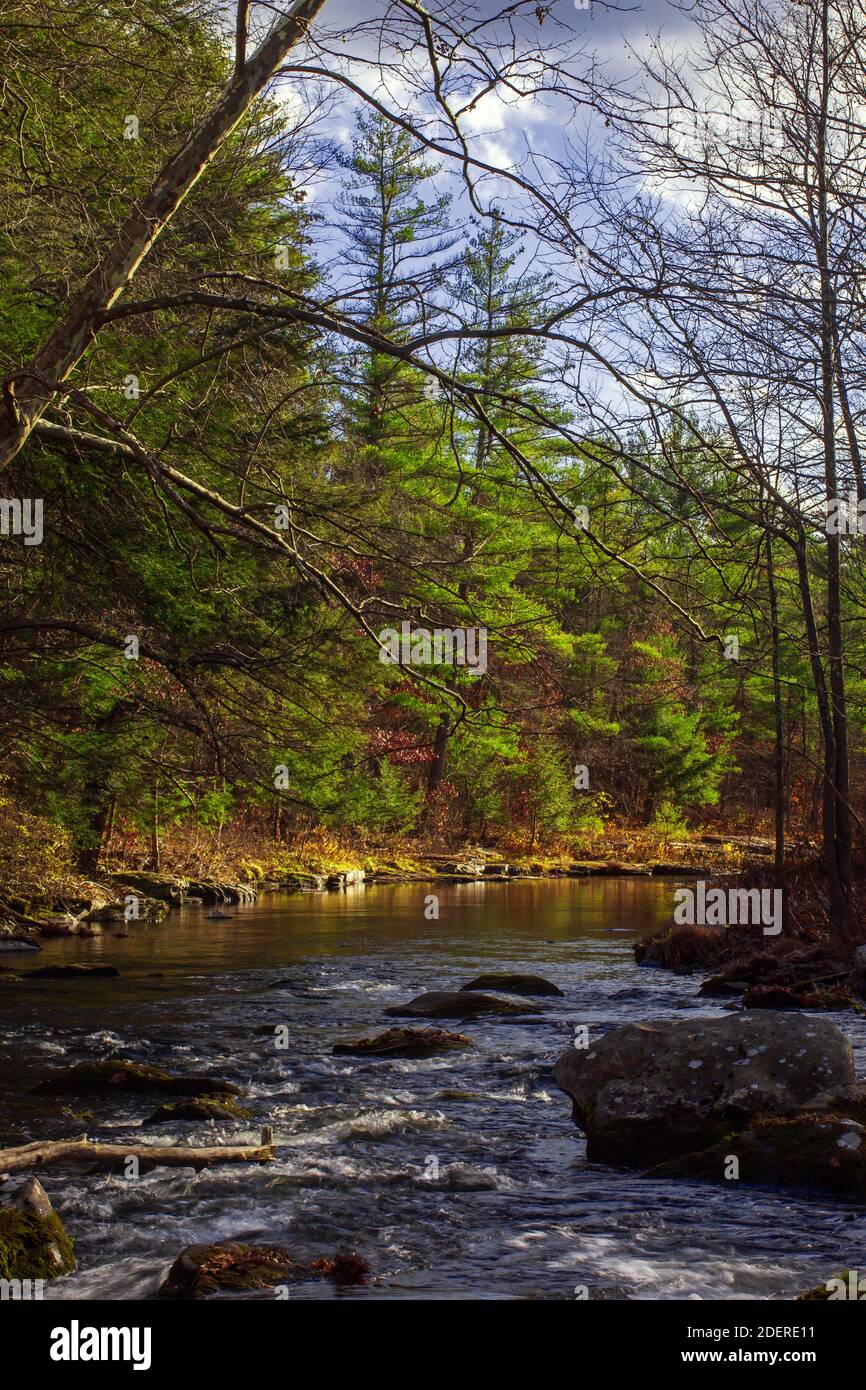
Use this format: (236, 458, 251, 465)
(35, 1058, 240, 1098)
(643, 1114, 866, 1200)
(459, 973, 563, 997)
(333, 1027, 472, 1058)
(157, 1241, 368, 1298)
(143, 1097, 251, 1124)
(553, 1013, 854, 1166)
(385, 990, 543, 1020)
(0, 1177, 75, 1282)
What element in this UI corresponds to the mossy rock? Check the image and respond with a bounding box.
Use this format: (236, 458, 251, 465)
(333, 1027, 473, 1058)
(157, 1242, 368, 1299)
(0, 1178, 75, 1281)
(35, 1058, 239, 1098)
(797, 1270, 864, 1300)
(143, 1097, 251, 1125)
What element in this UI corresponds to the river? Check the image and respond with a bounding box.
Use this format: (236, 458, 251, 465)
(2, 877, 866, 1300)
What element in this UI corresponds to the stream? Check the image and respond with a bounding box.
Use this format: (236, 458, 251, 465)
(2, 877, 866, 1300)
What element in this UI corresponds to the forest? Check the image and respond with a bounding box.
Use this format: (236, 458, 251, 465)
(7, 0, 866, 1327)
(1, 0, 866, 936)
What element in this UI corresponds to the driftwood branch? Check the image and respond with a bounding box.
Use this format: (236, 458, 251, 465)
(0, 1135, 275, 1174)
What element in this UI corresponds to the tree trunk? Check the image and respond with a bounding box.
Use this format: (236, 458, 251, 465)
(0, 0, 327, 470)
(765, 529, 785, 886)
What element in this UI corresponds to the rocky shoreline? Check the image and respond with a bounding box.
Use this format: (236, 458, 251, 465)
(0, 837, 768, 945)
(3, 956, 861, 1299)
(4, 837, 854, 1302)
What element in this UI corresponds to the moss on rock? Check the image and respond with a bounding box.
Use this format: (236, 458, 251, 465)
(144, 1097, 251, 1124)
(157, 1241, 368, 1298)
(0, 1180, 75, 1281)
(35, 1058, 239, 1098)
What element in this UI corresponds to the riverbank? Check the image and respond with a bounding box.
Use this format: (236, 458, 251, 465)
(0, 808, 782, 944)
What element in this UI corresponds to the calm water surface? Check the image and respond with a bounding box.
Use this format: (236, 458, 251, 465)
(2, 878, 866, 1300)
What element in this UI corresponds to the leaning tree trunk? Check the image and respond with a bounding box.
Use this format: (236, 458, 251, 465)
(0, 0, 327, 470)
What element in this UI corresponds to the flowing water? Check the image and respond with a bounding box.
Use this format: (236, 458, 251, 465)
(2, 877, 866, 1301)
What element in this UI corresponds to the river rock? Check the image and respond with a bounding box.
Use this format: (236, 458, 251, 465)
(643, 1114, 866, 1200)
(433, 859, 486, 878)
(0, 1177, 75, 1282)
(26, 913, 80, 937)
(144, 1097, 251, 1124)
(741, 984, 856, 1011)
(797, 1270, 865, 1300)
(333, 1027, 472, 1058)
(0, 936, 40, 952)
(553, 1013, 854, 1166)
(184, 880, 256, 904)
(325, 869, 365, 890)
(385, 990, 543, 1020)
(35, 1058, 240, 1098)
(459, 973, 563, 997)
(107, 871, 186, 904)
(157, 1242, 368, 1298)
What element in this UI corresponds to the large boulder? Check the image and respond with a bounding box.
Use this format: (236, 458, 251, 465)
(385, 990, 543, 1020)
(553, 1014, 854, 1166)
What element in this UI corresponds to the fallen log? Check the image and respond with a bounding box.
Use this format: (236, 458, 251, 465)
(0, 1133, 274, 1175)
